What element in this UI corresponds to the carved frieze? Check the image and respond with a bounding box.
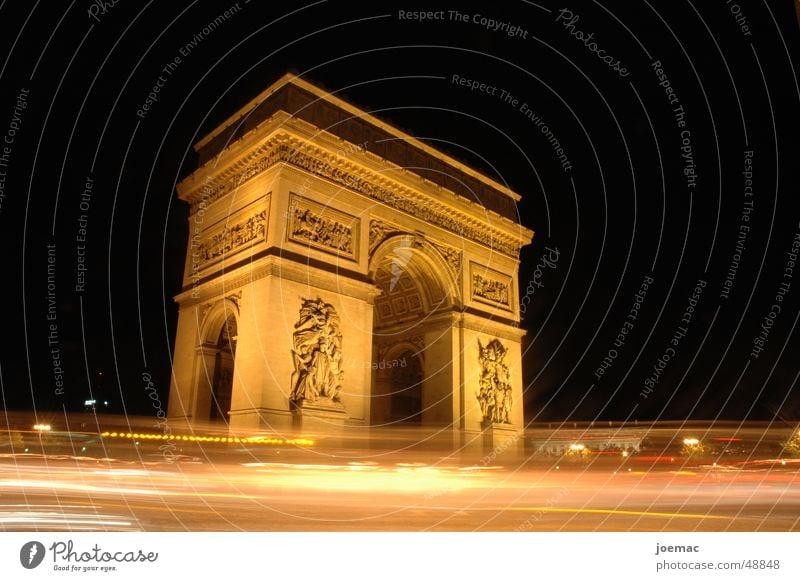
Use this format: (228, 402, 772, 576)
(473, 274, 510, 305)
(288, 194, 359, 260)
(195, 209, 268, 268)
(188, 139, 520, 257)
(470, 263, 513, 309)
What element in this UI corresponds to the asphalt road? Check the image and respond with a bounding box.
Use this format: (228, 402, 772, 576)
(0, 425, 797, 532)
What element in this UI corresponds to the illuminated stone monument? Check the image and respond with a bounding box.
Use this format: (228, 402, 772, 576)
(167, 73, 534, 448)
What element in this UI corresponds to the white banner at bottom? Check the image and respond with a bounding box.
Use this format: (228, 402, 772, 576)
(1, 533, 797, 580)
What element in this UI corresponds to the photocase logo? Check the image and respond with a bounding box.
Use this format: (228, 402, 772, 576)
(20, 541, 45, 569)
(389, 239, 413, 291)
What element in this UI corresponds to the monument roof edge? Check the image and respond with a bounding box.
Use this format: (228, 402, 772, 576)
(193, 73, 523, 203)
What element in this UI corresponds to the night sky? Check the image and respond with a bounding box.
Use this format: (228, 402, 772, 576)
(0, 0, 798, 424)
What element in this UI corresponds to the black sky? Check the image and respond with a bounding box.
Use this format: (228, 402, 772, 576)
(0, 0, 798, 424)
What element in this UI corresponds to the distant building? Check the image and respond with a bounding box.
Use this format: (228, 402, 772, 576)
(529, 429, 643, 455)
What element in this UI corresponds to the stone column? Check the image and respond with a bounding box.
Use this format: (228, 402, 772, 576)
(191, 344, 219, 422)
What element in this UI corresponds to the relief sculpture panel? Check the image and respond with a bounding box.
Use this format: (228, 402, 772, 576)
(195, 205, 268, 269)
(288, 194, 359, 260)
(289, 297, 344, 406)
(470, 263, 513, 310)
(476, 338, 512, 425)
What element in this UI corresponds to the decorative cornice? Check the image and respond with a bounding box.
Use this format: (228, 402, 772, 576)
(183, 134, 524, 257)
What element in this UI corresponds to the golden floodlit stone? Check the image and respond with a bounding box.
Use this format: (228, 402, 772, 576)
(167, 73, 534, 451)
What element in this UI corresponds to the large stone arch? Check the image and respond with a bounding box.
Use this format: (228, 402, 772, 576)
(168, 74, 533, 451)
(368, 233, 461, 318)
(371, 339, 424, 426)
(191, 298, 240, 424)
(198, 297, 240, 345)
(368, 235, 460, 428)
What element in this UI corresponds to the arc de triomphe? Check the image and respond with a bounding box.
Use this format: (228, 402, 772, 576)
(167, 73, 534, 449)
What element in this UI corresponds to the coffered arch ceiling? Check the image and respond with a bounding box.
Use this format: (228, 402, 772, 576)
(370, 235, 459, 330)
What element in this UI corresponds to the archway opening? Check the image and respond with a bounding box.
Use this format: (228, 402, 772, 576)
(209, 314, 237, 421)
(369, 236, 457, 427)
(388, 350, 423, 424)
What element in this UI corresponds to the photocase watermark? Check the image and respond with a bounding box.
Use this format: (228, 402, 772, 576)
(451, 74, 572, 172)
(518, 102, 573, 172)
(554, 8, 629, 77)
(0, 87, 29, 216)
(74, 175, 94, 293)
(640, 278, 706, 399)
(725, 0, 753, 37)
(142, 372, 176, 462)
(515, 487, 571, 531)
(449, 10, 529, 38)
(46, 243, 66, 398)
(478, 431, 520, 467)
(750, 221, 800, 359)
(388, 238, 413, 291)
(87, 0, 121, 23)
(340, 353, 408, 371)
(137, 2, 243, 119)
(189, 177, 214, 298)
(720, 150, 754, 300)
(594, 273, 654, 381)
(519, 246, 560, 320)
(397, 9, 529, 39)
(44, 539, 158, 573)
(422, 484, 453, 503)
(334, 139, 368, 159)
(421, 432, 521, 503)
(651, 60, 698, 193)
(20, 541, 46, 569)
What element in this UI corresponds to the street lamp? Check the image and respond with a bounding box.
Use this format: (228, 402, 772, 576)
(33, 424, 51, 453)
